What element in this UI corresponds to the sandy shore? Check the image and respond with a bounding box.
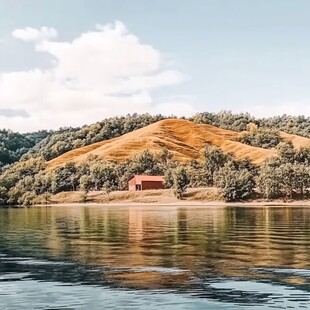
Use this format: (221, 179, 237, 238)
(32, 188, 310, 208)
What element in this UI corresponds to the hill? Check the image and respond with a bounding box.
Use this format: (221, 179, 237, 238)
(0, 129, 49, 169)
(47, 119, 310, 169)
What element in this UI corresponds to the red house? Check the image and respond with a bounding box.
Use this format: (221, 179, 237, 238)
(128, 175, 165, 191)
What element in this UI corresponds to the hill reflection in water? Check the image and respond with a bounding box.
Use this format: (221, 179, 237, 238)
(0, 205, 310, 309)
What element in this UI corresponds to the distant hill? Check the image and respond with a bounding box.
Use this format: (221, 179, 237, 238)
(46, 119, 310, 169)
(2, 112, 310, 170)
(0, 129, 49, 169)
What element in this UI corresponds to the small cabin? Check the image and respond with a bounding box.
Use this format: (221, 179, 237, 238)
(128, 175, 165, 191)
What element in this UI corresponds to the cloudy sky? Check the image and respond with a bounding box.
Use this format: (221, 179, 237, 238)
(1, 0, 310, 132)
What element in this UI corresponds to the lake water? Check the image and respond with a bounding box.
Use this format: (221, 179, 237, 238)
(0, 205, 310, 309)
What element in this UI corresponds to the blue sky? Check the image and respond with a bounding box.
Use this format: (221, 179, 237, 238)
(0, 0, 310, 132)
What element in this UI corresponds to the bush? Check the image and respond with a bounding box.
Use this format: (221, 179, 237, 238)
(240, 128, 281, 149)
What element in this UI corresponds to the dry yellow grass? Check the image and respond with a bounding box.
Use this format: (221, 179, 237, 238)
(47, 119, 310, 169)
(279, 131, 310, 149)
(44, 188, 222, 204)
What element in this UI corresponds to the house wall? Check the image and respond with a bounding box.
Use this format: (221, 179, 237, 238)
(128, 178, 137, 191)
(141, 181, 164, 190)
(129, 184, 136, 191)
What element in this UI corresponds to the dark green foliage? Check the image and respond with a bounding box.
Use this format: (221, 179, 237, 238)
(51, 162, 80, 193)
(191, 111, 254, 131)
(3, 111, 310, 169)
(186, 160, 206, 187)
(79, 176, 93, 192)
(172, 167, 190, 199)
(0, 186, 7, 205)
(192, 111, 310, 138)
(295, 147, 310, 165)
(256, 160, 283, 199)
(203, 145, 233, 185)
(215, 162, 255, 202)
(277, 141, 296, 162)
(257, 144, 310, 199)
(259, 114, 310, 138)
(1, 112, 310, 205)
(0, 129, 49, 169)
(163, 169, 174, 188)
(0, 157, 45, 205)
(240, 128, 281, 149)
(90, 162, 118, 191)
(28, 114, 167, 161)
(128, 150, 163, 176)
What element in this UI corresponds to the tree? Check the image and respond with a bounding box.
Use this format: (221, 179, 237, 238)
(292, 164, 310, 198)
(279, 163, 295, 199)
(172, 167, 190, 199)
(203, 145, 232, 185)
(0, 186, 7, 205)
(186, 160, 207, 187)
(50, 162, 79, 193)
(215, 162, 254, 202)
(257, 160, 282, 199)
(158, 147, 173, 168)
(102, 180, 113, 202)
(239, 128, 281, 149)
(164, 169, 174, 188)
(129, 150, 163, 175)
(277, 141, 296, 163)
(79, 175, 93, 192)
(295, 147, 310, 165)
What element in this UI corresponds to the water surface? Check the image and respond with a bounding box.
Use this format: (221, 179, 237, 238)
(1, 205, 310, 309)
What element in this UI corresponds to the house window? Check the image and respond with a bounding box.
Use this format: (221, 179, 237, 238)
(136, 184, 142, 191)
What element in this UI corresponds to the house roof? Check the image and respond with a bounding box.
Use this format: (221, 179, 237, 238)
(129, 175, 164, 183)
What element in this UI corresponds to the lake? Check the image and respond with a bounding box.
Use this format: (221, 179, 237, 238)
(0, 205, 310, 309)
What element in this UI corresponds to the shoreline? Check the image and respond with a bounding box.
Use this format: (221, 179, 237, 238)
(4, 188, 310, 208)
(35, 200, 310, 208)
(36, 188, 310, 208)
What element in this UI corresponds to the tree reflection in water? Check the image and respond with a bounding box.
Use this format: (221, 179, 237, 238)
(0, 205, 310, 307)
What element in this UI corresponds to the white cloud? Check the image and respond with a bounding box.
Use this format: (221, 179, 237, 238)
(240, 102, 310, 118)
(12, 26, 58, 42)
(0, 21, 192, 132)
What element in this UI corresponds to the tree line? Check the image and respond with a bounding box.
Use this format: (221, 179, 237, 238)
(0, 129, 49, 170)
(2, 111, 310, 170)
(0, 141, 309, 205)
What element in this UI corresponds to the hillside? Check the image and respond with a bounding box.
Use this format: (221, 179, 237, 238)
(47, 119, 310, 169)
(0, 129, 49, 169)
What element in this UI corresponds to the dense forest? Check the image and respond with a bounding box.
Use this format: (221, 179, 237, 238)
(0, 129, 50, 169)
(0, 111, 309, 205)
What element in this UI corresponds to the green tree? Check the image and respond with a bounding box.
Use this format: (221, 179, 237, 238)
(239, 128, 281, 149)
(203, 145, 232, 185)
(172, 167, 190, 199)
(277, 141, 296, 163)
(129, 150, 163, 175)
(215, 162, 254, 202)
(158, 147, 173, 168)
(292, 164, 310, 198)
(79, 175, 93, 192)
(0, 186, 7, 205)
(257, 160, 282, 199)
(279, 163, 295, 199)
(164, 169, 174, 188)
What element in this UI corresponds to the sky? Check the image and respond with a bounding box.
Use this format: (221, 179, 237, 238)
(1, 0, 310, 132)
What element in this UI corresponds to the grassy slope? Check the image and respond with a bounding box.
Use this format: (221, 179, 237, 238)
(46, 118, 310, 169)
